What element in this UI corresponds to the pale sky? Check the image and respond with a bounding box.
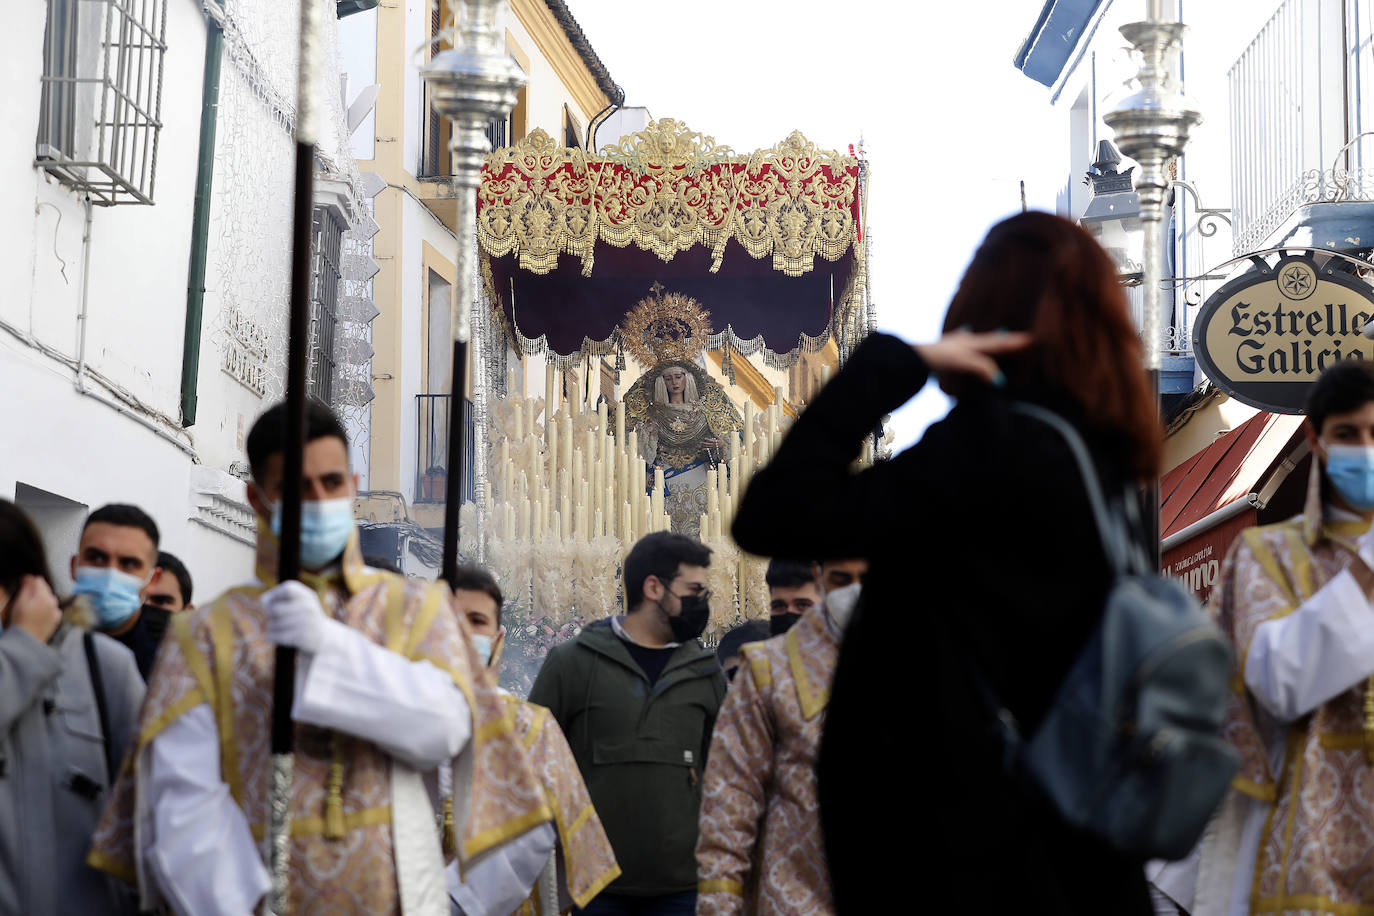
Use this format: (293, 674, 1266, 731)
(565, 0, 1073, 449)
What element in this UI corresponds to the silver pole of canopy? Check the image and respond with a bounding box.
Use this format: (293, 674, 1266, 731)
(265, 0, 324, 912)
(422, 0, 526, 583)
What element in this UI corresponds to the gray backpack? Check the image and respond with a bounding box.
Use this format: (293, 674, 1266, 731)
(977, 403, 1240, 860)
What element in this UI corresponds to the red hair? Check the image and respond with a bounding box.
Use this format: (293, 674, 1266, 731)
(942, 211, 1161, 479)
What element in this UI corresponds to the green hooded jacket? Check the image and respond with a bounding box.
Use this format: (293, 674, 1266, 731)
(528, 618, 726, 896)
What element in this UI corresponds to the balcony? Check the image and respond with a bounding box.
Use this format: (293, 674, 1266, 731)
(415, 393, 473, 505)
(415, 85, 510, 232)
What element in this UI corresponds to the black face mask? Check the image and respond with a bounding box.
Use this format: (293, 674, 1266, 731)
(769, 612, 802, 637)
(661, 592, 710, 642)
(140, 604, 172, 642)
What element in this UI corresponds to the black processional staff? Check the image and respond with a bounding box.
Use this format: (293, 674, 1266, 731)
(267, 0, 324, 910)
(423, 0, 527, 584)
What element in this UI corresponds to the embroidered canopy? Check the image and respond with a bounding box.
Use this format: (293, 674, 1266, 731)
(476, 119, 869, 366)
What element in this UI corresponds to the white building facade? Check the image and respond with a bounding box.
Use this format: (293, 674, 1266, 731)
(1, 0, 377, 599)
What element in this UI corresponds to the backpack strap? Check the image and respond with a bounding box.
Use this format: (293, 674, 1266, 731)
(82, 631, 115, 785)
(1009, 403, 1144, 575)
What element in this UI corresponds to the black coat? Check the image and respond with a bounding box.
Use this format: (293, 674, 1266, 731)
(731, 333, 1153, 915)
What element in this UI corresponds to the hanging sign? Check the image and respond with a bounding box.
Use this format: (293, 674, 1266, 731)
(1192, 254, 1374, 414)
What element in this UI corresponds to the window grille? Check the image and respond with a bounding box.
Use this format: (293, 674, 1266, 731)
(309, 206, 346, 403)
(36, 0, 168, 205)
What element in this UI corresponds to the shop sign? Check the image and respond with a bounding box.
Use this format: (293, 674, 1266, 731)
(1192, 254, 1374, 413)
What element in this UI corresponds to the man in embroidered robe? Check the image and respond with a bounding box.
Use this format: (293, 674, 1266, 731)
(1195, 361, 1374, 916)
(444, 564, 620, 915)
(88, 400, 552, 915)
(695, 558, 867, 916)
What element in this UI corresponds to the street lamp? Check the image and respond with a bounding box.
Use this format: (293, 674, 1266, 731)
(1080, 140, 1144, 286)
(422, 1, 526, 574)
(1102, 0, 1202, 564)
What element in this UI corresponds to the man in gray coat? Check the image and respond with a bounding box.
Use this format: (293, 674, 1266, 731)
(0, 568, 145, 914)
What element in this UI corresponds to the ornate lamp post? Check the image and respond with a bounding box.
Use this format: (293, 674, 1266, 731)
(1103, 0, 1201, 562)
(422, 0, 526, 576)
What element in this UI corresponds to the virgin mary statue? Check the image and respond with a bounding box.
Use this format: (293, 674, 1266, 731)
(621, 291, 742, 538)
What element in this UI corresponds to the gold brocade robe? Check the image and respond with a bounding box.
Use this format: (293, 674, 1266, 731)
(507, 697, 620, 914)
(88, 531, 551, 914)
(695, 606, 836, 916)
(1211, 505, 1374, 915)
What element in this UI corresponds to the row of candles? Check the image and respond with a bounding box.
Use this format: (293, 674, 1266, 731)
(488, 365, 808, 546)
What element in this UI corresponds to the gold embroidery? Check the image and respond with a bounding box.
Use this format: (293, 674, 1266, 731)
(286, 805, 393, 837)
(620, 292, 712, 365)
(786, 625, 827, 720)
(523, 705, 548, 752)
(699, 879, 746, 896)
(461, 803, 555, 863)
(209, 602, 242, 806)
(137, 689, 207, 749)
(1231, 774, 1277, 803)
(172, 613, 216, 707)
(566, 804, 594, 837)
(478, 120, 860, 278)
(1252, 895, 1374, 915)
(743, 647, 771, 688)
(85, 848, 137, 884)
(403, 586, 445, 660)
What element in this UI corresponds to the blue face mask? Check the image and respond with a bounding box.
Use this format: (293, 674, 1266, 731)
(471, 634, 494, 667)
(73, 566, 146, 629)
(1324, 443, 1374, 511)
(271, 497, 356, 571)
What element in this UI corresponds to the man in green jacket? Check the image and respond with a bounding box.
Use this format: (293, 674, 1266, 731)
(530, 531, 726, 915)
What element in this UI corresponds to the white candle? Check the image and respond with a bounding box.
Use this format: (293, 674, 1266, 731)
(499, 439, 510, 500)
(519, 498, 531, 541)
(545, 364, 556, 421)
(627, 429, 639, 463)
(615, 401, 625, 449)
(513, 400, 524, 441)
(598, 401, 608, 458)
(562, 412, 573, 475)
(699, 513, 710, 539)
(821, 363, 832, 386)
(571, 448, 583, 499)
(560, 496, 571, 541)
(742, 402, 754, 463)
(547, 417, 559, 484)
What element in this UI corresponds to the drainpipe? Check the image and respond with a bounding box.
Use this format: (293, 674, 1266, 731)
(181, 10, 225, 427)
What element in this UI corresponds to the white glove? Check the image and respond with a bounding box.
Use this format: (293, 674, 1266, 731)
(262, 580, 329, 654)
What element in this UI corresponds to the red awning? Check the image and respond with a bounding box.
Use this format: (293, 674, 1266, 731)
(1160, 412, 1305, 541)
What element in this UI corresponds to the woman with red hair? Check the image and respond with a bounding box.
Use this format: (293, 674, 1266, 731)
(732, 211, 1160, 914)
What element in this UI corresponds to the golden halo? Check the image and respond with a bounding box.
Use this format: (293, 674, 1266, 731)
(620, 291, 713, 366)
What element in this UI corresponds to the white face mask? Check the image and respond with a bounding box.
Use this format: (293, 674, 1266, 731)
(822, 582, 863, 636)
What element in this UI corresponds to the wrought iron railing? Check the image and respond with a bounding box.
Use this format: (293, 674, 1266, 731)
(416, 394, 473, 504)
(1228, 0, 1304, 253)
(36, 0, 168, 204)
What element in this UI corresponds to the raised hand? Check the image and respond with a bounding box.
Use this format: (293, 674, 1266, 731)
(913, 329, 1033, 386)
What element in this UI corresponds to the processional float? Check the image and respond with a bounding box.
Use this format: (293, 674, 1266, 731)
(465, 117, 876, 646)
